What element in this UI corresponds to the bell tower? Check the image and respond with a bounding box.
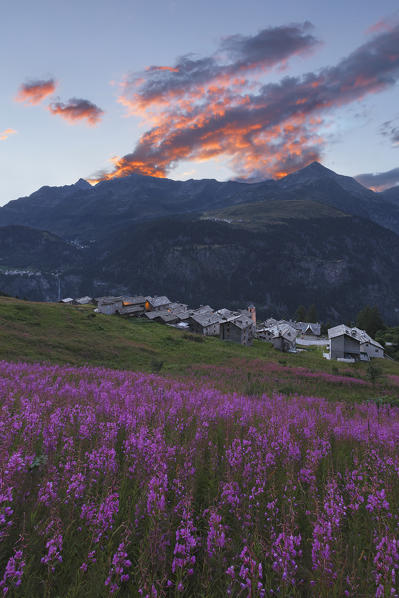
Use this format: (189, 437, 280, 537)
(248, 304, 256, 324)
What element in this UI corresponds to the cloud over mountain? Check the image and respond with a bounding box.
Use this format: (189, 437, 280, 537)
(48, 98, 104, 125)
(93, 23, 399, 182)
(15, 79, 57, 105)
(380, 118, 399, 146)
(356, 167, 399, 191)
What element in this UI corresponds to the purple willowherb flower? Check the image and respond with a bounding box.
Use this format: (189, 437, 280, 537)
(0, 487, 13, 540)
(206, 510, 227, 557)
(0, 549, 25, 594)
(66, 472, 86, 501)
(373, 534, 399, 598)
(227, 546, 265, 597)
(41, 533, 63, 572)
(311, 478, 346, 585)
(172, 507, 197, 589)
(81, 492, 119, 543)
(38, 480, 58, 507)
(146, 472, 168, 516)
(105, 542, 132, 594)
(270, 531, 302, 586)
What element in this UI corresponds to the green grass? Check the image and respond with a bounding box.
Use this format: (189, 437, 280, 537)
(1, 297, 399, 402)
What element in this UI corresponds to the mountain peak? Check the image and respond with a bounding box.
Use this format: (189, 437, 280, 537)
(74, 178, 91, 190)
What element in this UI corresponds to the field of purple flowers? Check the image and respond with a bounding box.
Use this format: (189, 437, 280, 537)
(1, 360, 399, 597)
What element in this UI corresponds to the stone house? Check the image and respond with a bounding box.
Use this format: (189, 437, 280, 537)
(118, 296, 147, 317)
(97, 296, 125, 315)
(360, 336, 385, 359)
(144, 296, 171, 312)
(75, 296, 93, 305)
(328, 325, 362, 361)
(189, 312, 222, 336)
(219, 315, 256, 345)
(257, 322, 297, 352)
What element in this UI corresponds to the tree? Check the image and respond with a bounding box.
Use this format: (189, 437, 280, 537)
(356, 305, 385, 338)
(295, 305, 307, 321)
(306, 304, 318, 323)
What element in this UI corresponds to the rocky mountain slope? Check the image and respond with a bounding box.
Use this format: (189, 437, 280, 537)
(2, 162, 399, 237)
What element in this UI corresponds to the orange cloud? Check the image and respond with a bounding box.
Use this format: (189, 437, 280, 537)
(48, 98, 104, 126)
(93, 23, 399, 182)
(15, 79, 57, 105)
(0, 128, 17, 141)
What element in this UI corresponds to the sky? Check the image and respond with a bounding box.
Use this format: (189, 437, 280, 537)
(1, 0, 399, 205)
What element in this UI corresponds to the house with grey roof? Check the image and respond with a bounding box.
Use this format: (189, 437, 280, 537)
(292, 321, 321, 336)
(60, 297, 74, 304)
(118, 296, 147, 317)
(328, 325, 384, 361)
(75, 296, 93, 305)
(145, 296, 171, 312)
(257, 321, 298, 352)
(96, 296, 125, 315)
(189, 312, 222, 336)
(220, 314, 256, 345)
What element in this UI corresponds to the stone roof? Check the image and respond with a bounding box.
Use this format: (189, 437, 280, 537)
(292, 321, 321, 335)
(75, 296, 93, 305)
(264, 317, 278, 327)
(147, 296, 171, 308)
(96, 296, 124, 305)
(191, 305, 213, 315)
(123, 296, 146, 305)
(328, 325, 383, 349)
(260, 322, 297, 341)
(190, 312, 222, 327)
(216, 308, 238, 320)
(222, 314, 254, 330)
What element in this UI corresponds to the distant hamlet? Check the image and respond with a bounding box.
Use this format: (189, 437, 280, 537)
(60, 293, 387, 362)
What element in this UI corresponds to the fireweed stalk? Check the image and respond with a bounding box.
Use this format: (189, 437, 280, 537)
(0, 360, 398, 596)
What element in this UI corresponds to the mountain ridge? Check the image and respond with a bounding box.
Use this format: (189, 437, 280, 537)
(1, 164, 398, 322)
(2, 162, 399, 238)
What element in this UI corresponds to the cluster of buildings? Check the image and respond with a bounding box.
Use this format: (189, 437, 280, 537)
(95, 295, 258, 345)
(59, 294, 385, 360)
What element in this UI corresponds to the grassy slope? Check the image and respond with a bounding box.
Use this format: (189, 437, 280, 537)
(1, 296, 399, 401)
(203, 199, 348, 231)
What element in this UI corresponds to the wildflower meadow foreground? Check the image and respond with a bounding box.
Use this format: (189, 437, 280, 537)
(1, 361, 399, 597)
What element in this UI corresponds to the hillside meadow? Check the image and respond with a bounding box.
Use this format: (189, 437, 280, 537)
(1, 297, 399, 402)
(1, 298, 399, 596)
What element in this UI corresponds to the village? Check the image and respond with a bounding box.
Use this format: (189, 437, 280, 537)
(60, 293, 386, 362)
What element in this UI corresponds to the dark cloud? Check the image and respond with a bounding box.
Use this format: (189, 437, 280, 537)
(15, 78, 57, 105)
(219, 21, 318, 70)
(95, 23, 399, 182)
(48, 98, 104, 125)
(120, 22, 319, 110)
(356, 167, 399, 191)
(380, 119, 399, 145)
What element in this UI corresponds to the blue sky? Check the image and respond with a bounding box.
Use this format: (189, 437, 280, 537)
(1, 0, 398, 204)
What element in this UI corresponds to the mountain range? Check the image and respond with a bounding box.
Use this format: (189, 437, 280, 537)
(0, 162, 398, 323)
